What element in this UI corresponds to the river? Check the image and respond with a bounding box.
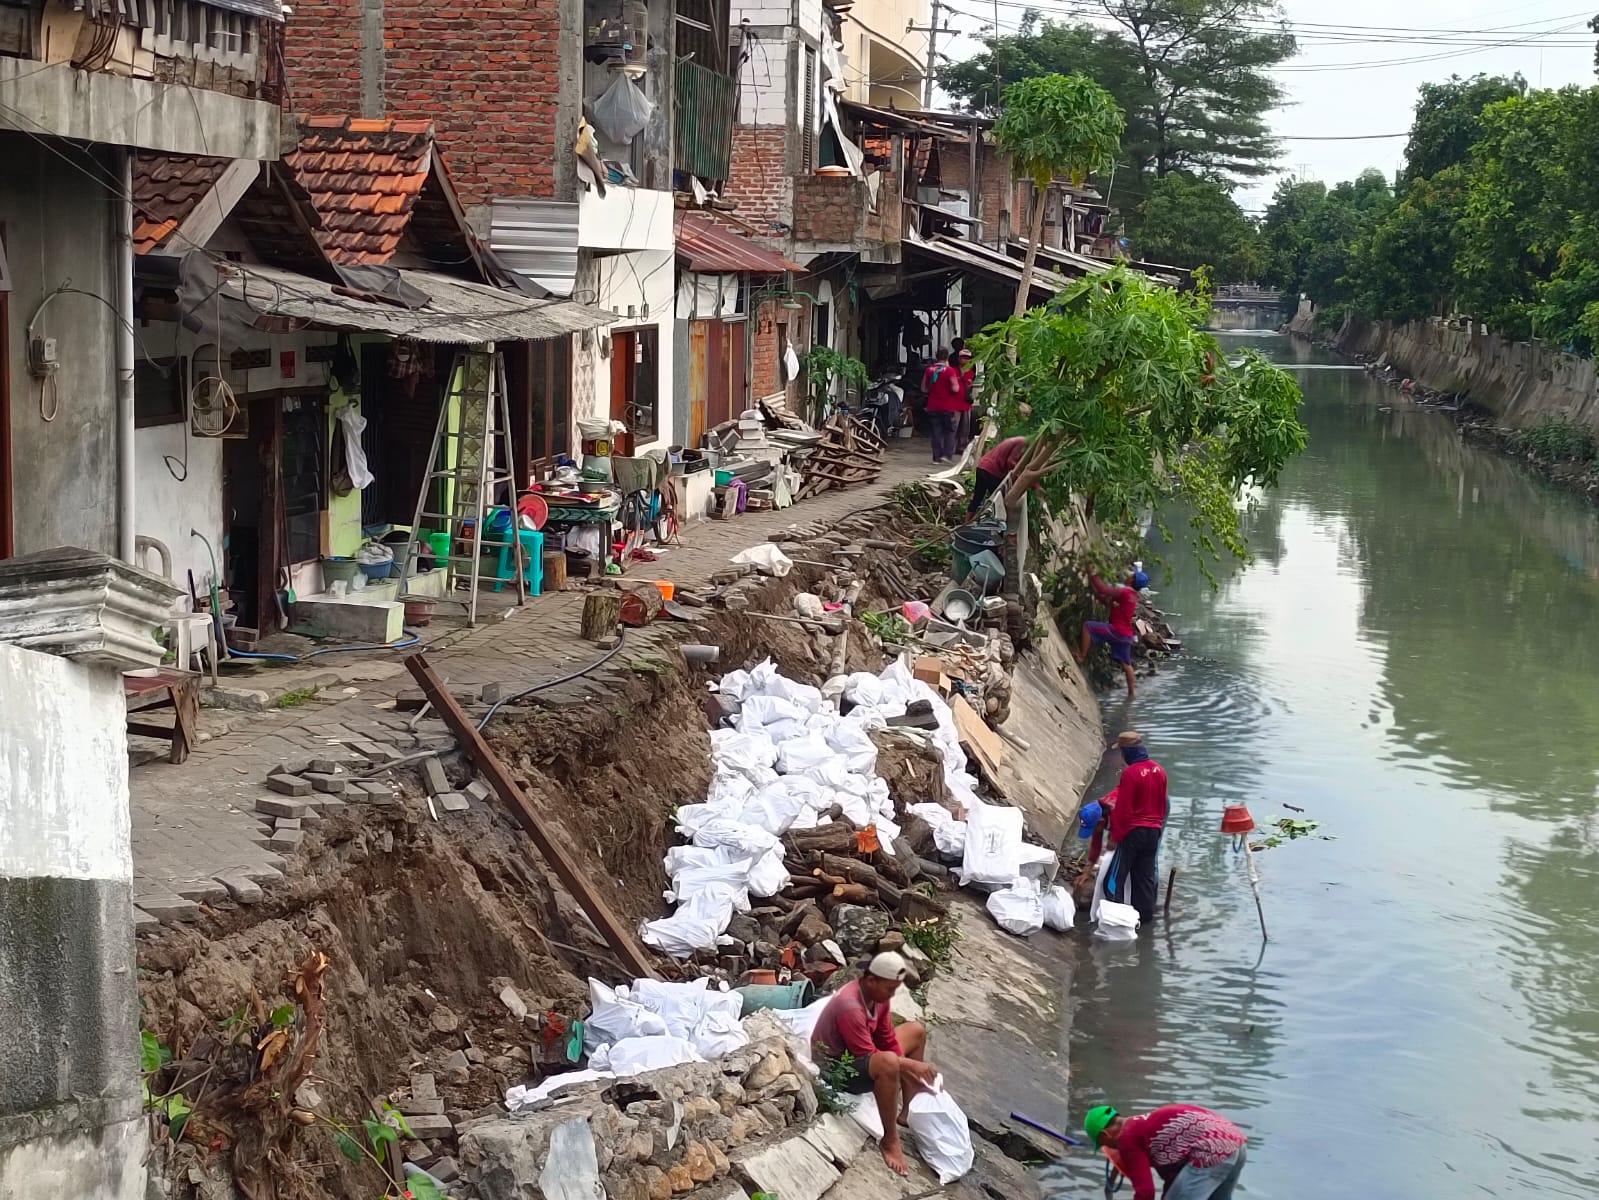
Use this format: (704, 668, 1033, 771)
(1042, 332, 1599, 1198)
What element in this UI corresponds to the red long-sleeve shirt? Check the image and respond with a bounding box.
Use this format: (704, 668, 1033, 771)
(924, 363, 970, 413)
(977, 436, 1027, 476)
(1090, 574, 1139, 638)
(1114, 1105, 1248, 1200)
(1109, 759, 1168, 843)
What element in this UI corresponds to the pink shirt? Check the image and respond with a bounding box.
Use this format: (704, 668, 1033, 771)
(811, 979, 903, 1061)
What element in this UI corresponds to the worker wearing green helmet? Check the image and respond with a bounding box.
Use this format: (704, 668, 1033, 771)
(1084, 1103, 1249, 1200)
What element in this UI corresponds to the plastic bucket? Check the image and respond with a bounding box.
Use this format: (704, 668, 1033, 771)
(322, 557, 360, 586)
(952, 521, 1004, 584)
(427, 532, 452, 565)
(714, 469, 735, 486)
(654, 579, 675, 601)
(735, 980, 816, 1016)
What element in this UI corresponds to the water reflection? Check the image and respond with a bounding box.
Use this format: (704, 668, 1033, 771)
(1052, 335, 1599, 1199)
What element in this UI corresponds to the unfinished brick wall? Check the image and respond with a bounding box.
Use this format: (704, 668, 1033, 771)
(939, 140, 1014, 246)
(750, 297, 811, 403)
(792, 175, 861, 244)
(720, 126, 792, 235)
(282, 0, 566, 207)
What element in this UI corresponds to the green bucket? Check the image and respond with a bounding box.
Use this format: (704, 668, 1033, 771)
(427, 532, 452, 565)
(735, 980, 815, 1016)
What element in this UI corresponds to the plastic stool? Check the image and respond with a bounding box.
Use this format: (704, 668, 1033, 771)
(167, 613, 220, 684)
(495, 528, 544, 594)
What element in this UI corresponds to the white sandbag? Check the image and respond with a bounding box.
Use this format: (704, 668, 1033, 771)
(824, 721, 878, 773)
(960, 799, 1026, 887)
(1016, 841, 1059, 882)
(986, 877, 1044, 936)
(1089, 850, 1114, 925)
(736, 694, 810, 731)
(907, 803, 967, 857)
(639, 888, 735, 956)
(690, 1009, 749, 1059)
(663, 844, 732, 876)
(775, 731, 833, 775)
(848, 1090, 885, 1141)
(746, 845, 789, 897)
(690, 818, 779, 858)
(1042, 885, 1074, 932)
(506, 1068, 615, 1110)
(666, 860, 752, 911)
(802, 757, 874, 800)
(585, 979, 670, 1048)
(671, 802, 720, 836)
(628, 977, 711, 1037)
(734, 787, 808, 837)
(710, 728, 778, 780)
(906, 1078, 975, 1183)
(1094, 900, 1141, 941)
(593, 1034, 704, 1075)
(770, 996, 832, 1054)
(731, 542, 794, 577)
(715, 668, 757, 702)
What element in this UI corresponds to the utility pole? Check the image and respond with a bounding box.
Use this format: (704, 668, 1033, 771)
(908, 0, 947, 109)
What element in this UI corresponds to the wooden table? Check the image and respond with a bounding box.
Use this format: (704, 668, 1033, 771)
(124, 668, 201, 765)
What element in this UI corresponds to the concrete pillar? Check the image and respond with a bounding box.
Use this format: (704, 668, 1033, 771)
(0, 548, 181, 1200)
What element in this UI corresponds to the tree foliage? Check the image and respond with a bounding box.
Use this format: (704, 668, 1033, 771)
(940, 2, 1295, 210)
(968, 265, 1307, 566)
(1260, 170, 1393, 325)
(1133, 172, 1262, 281)
(992, 73, 1124, 318)
(1402, 74, 1525, 183)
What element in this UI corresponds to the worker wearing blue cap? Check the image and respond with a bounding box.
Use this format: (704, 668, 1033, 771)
(1073, 568, 1150, 696)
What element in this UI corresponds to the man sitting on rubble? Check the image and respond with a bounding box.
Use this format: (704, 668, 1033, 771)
(811, 951, 936, 1176)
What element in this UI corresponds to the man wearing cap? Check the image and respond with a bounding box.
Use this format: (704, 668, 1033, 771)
(1104, 731, 1169, 924)
(1074, 570, 1149, 697)
(1083, 1103, 1248, 1200)
(811, 951, 936, 1177)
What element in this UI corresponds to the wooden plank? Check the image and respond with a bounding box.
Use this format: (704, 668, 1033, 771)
(404, 653, 659, 980)
(950, 692, 1006, 793)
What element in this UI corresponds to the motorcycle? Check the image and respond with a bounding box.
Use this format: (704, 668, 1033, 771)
(856, 373, 905, 438)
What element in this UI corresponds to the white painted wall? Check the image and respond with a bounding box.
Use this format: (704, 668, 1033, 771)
(578, 186, 676, 252)
(737, 34, 790, 126)
(0, 643, 129, 882)
(574, 247, 677, 454)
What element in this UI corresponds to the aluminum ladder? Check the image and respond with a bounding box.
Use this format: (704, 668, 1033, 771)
(397, 345, 525, 627)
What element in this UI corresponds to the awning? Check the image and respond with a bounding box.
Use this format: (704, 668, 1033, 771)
(903, 233, 1066, 296)
(206, 261, 615, 343)
(676, 213, 801, 274)
(908, 199, 980, 227)
(1009, 240, 1112, 278)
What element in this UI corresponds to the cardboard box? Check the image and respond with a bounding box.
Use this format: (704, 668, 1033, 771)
(913, 656, 951, 693)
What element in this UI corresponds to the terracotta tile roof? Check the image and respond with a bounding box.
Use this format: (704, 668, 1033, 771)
(285, 115, 438, 265)
(131, 153, 232, 254)
(676, 212, 802, 274)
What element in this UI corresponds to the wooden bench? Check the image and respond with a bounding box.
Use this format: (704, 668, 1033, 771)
(124, 669, 201, 765)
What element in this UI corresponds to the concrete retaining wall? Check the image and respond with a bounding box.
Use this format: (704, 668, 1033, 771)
(1337, 315, 1599, 430)
(0, 641, 144, 1200)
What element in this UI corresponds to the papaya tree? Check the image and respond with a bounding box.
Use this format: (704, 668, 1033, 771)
(992, 73, 1125, 320)
(970, 265, 1307, 568)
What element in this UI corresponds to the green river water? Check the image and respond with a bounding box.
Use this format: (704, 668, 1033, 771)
(1042, 332, 1599, 1198)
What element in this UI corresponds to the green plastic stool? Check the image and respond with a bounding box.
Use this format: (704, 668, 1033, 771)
(494, 527, 544, 594)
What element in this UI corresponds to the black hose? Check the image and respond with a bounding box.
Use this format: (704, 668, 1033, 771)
(474, 626, 628, 732)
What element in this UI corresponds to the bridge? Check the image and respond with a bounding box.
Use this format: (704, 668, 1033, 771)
(1209, 285, 1288, 330)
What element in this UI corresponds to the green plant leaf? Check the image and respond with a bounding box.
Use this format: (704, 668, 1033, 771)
(407, 1177, 446, 1200)
(382, 1102, 415, 1140)
(270, 1003, 296, 1029)
(140, 1030, 170, 1073)
(335, 1131, 364, 1163)
(363, 1117, 398, 1149)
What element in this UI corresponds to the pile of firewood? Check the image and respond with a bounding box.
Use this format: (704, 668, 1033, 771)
(797, 414, 885, 499)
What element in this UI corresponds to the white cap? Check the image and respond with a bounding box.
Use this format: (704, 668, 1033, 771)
(867, 951, 909, 981)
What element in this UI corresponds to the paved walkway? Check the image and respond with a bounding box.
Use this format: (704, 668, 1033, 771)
(129, 445, 933, 923)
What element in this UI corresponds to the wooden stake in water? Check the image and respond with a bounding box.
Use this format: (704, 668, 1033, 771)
(1243, 844, 1269, 942)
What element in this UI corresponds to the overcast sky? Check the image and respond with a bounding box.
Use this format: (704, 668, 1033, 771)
(932, 0, 1598, 212)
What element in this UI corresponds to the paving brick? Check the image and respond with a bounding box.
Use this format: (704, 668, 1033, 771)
(306, 758, 341, 775)
(132, 906, 161, 931)
(216, 872, 264, 904)
(411, 1072, 437, 1100)
(311, 798, 348, 818)
(275, 759, 311, 776)
(174, 879, 228, 904)
(420, 757, 450, 796)
(465, 780, 491, 802)
(267, 773, 312, 796)
(267, 828, 305, 851)
(303, 773, 347, 794)
(401, 1114, 455, 1139)
(139, 894, 202, 924)
(274, 817, 303, 831)
(436, 792, 470, 813)
(255, 795, 308, 819)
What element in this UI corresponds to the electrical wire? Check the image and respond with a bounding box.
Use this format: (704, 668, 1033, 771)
(475, 626, 627, 731)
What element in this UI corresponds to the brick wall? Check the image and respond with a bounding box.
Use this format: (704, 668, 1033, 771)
(792, 175, 860, 244)
(721, 126, 792, 235)
(282, 0, 566, 207)
(750, 297, 811, 403)
(939, 139, 1014, 247)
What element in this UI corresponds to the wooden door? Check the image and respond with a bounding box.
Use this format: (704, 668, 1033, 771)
(723, 319, 747, 424)
(688, 320, 710, 445)
(705, 320, 728, 432)
(609, 330, 634, 456)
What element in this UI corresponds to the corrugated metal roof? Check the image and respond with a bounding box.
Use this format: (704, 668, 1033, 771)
(1013, 240, 1112, 277)
(489, 199, 580, 298)
(675, 213, 799, 274)
(903, 233, 1065, 295)
(217, 263, 614, 343)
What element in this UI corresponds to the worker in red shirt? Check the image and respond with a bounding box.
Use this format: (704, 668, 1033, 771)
(1073, 569, 1149, 696)
(811, 952, 936, 1176)
(923, 347, 970, 464)
(952, 339, 976, 451)
(1085, 1103, 1248, 1200)
(966, 434, 1027, 516)
(1104, 730, 1168, 923)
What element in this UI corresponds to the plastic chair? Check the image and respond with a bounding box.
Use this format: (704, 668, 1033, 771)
(495, 528, 544, 594)
(167, 613, 219, 684)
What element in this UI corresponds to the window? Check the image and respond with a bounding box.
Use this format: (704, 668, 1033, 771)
(528, 335, 573, 466)
(135, 356, 187, 427)
(812, 301, 830, 350)
(280, 396, 325, 565)
(629, 327, 659, 441)
(801, 48, 816, 174)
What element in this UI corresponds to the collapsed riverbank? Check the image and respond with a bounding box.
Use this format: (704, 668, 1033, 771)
(134, 491, 1106, 1200)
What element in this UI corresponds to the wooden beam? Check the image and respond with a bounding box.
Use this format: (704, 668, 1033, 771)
(404, 652, 660, 980)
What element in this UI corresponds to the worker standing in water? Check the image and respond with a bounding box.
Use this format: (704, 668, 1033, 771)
(1073, 568, 1149, 697)
(1084, 1103, 1248, 1200)
(1104, 731, 1168, 924)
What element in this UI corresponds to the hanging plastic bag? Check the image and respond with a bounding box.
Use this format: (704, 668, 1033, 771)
(335, 404, 374, 489)
(906, 1077, 975, 1183)
(784, 340, 801, 382)
(1094, 900, 1141, 942)
(1042, 885, 1074, 932)
(986, 877, 1044, 937)
(590, 74, 655, 145)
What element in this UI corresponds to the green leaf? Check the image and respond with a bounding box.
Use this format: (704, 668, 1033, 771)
(407, 1177, 446, 1200)
(335, 1131, 364, 1163)
(270, 1004, 296, 1029)
(140, 1030, 170, 1073)
(386, 1105, 415, 1140)
(362, 1117, 398, 1149)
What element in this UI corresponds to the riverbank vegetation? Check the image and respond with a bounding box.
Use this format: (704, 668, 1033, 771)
(1261, 71, 1599, 353)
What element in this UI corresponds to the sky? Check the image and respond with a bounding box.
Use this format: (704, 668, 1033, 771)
(930, 0, 1599, 213)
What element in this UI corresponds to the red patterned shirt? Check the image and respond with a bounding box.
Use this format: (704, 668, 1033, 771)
(1115, 1105, 1248, 1200)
